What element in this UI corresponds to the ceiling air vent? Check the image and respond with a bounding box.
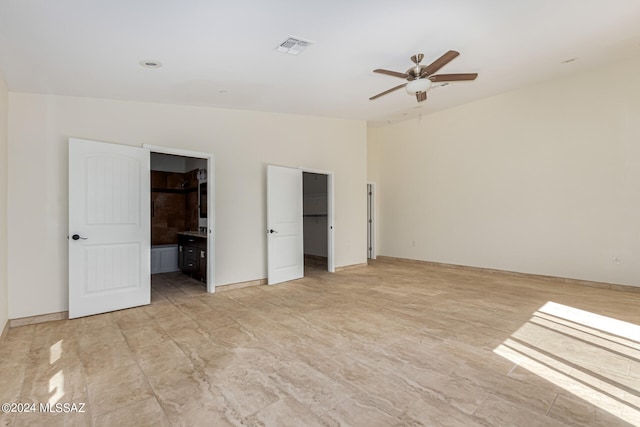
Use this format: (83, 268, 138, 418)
(276, 37, 314, 55)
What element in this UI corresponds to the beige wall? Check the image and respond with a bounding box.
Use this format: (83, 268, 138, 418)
(0, 74, 8, 332)
(8, 94, 367, 318)
(369, 57, 640, 287)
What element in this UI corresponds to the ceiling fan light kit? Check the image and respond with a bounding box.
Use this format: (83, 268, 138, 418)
(370, 50, 478, 103)
(405, 78, 432, 94)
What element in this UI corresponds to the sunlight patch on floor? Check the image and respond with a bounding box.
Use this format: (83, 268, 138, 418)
(539, 301, 640, 343)
(48, 370, 65, 405)
(494, 301, 640, 426)
(50, 339, 62, 364)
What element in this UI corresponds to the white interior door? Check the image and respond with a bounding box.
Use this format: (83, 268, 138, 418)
(69, 138, 150, 319)
(267, 165, 303, 285)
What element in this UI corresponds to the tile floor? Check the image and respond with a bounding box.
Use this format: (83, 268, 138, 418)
(1, 258, 640, 426)
(151, 271, 208, 304)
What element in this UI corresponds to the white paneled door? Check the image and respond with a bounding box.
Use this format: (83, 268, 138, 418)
(68, 138, 150, 319)
(267, 165, 304, 285)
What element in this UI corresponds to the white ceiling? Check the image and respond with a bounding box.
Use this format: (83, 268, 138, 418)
(1, 0, 639, 126)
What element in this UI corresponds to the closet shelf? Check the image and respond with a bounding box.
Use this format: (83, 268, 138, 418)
(303, 214, 328, 218)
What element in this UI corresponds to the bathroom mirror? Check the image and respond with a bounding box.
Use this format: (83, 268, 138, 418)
(199, 182, 207, 218)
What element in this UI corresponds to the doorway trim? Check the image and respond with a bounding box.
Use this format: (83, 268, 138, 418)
(367, 182, 376, 260)
(300, 167, 335, 273)
(143, 144, 215, 293)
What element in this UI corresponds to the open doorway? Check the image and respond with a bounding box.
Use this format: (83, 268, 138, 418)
(68, 138, 215, 318)
(150, 153, 207, 300)
(303, 172, 329, 274)
(266, 165, 334, 285)
(367, 182, 376, 260)
(145, 145, 215, 300)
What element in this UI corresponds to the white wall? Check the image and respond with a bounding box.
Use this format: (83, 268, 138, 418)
(369, 57, 640, 287)
(8, 94, 367, 318)
(0, 74, 8, 332)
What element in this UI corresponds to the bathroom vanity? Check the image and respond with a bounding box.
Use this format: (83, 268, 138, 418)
(178, 231, 207, 282)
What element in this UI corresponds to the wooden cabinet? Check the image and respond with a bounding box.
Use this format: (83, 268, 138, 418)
(198, 247, 207, 280)
(178, 233, 207, 282)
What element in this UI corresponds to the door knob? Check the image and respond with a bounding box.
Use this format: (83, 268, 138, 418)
(71, 234, 88, 240)
(269, 229, 278, 234)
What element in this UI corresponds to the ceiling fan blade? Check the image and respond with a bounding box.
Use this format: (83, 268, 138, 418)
(422, 50, 460, 76)
(369, 83, 408, 100)
(373, 69, 409, 79)
(416, 91, 427, 102)
(429, 73, 478, 82)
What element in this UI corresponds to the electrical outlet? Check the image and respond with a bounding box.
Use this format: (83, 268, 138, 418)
(612, 256, 621, 264)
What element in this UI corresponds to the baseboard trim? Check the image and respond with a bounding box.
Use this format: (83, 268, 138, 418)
(335, 262, 369, 272)
(1, 319, 9, 341)
(375, 256, 640, 293)
(9, 311, 69, 328)
(216, 278, 267, 293)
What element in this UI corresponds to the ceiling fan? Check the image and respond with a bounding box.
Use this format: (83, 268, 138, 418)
(370, 50, 477, 103)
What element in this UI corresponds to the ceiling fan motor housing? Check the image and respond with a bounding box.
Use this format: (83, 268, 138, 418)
(407, 65, 428, 80)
